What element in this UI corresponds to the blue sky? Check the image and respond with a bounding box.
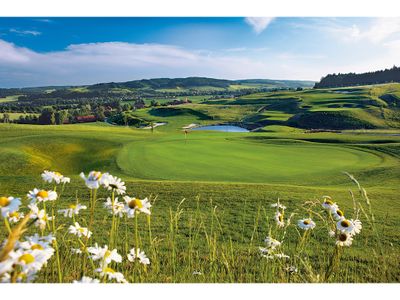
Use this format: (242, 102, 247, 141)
(0, 17, 399, 87)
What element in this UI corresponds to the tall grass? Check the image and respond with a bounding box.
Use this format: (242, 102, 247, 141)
(0, 171, 398, 283)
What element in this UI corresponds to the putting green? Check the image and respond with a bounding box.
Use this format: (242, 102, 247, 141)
(118, 135, 383, 184)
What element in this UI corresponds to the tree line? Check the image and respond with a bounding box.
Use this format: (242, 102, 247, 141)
(314, 66, 400, 88)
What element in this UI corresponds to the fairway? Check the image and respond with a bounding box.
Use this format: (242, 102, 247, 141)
(119, 133, 383, 184)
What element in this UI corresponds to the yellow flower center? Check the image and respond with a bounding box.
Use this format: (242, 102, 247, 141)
(340, 220, 351, 227)
(37, 190, 49, 199)
(0, 197, 10, 207)
(54, 172, 62, 176)
(104, 250, 111, 258)
(9, 211, 19, 218)
(19, 253, 35, 264)
(303, 219, 310, 225)
(31, 244, 44, 250)
(278, 214, 283, 222)
(324, 199, 334, 205)
(93, 171, 102, 180)
(128, 199, 143, 209)
(69, 204, 77, 209)
(104, 267, 115, 274)
(336, 210, 344, 217)
(78, 228, 85, 233)
(338, 233, 348, 242)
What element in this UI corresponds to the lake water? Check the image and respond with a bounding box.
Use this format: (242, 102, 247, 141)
(192, 125, 249, 132)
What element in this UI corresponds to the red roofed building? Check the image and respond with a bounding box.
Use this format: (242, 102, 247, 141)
(76, 115, 97, 123)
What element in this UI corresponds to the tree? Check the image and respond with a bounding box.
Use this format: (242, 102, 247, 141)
(150, 100, 159, 107)
(121, 103, 131, 112)
(55, 110, 68, 125)
(123, 113, 129, 126)
(80, 104, 92, 116)
(38, 107, 56, 125)
(314, 65, 400, 88)
(95, 106, 106, 121)
(2, 113, 10, 123)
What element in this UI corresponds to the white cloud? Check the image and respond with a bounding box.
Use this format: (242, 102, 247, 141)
(0, 40, 273, 86)
(363, 18, 400, 43)
(10, 29, 41, 36)
(35, 19, 53, 23)
(245, 17, 275, 34)
(0, 40, 36, 63)
(327, 18, 400, 44)
(0, 38, 397, 87)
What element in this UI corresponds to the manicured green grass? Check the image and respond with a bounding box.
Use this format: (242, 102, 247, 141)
(118, 133, 386, 185)
(1, 84, 399, 283)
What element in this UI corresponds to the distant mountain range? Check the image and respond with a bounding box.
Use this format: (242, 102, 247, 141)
(86, 77, 316, 91)
(0, 77, 316, 93)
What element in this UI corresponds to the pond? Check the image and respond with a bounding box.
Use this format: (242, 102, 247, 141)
(192, 125, 249, 132)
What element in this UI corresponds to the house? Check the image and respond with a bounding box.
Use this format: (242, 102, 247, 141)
(76, 115, 97, 123)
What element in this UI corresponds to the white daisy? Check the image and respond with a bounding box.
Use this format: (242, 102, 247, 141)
(274, 211, 285, 227)
(259, 247, 273, 256)
(9, 248, 53, 274)
(0, 196, 21, 218)
(336, 232, 354, 247)
(264, 236, 281, 250)
(71, 248, 83, 254)
(286, 266, 298, 274)
(297, 218, 316, 230)
(0, 258, 15, 275)
(24, 233, 55, 245)
(29, 204, 52, 230)
(73, 276, 100, 283)
(96, 267, 127, 283)
(27, 188, 57, 204)
(18, 234, 55, 259)
(41, 170, 70, 185)
(124, 196, 151, 217)
(331, 208, 345, 221)
(104, 197, 125, 217)
(274, 253, 290, 259)
(103, 174, 126, 195)
(58, 203, 87, 218)
(7, 211, 24, 223)
(80, 171, 106, 189)
(87, 244, 122, 267)
(270, 202, 286, 210)
(0, 272, 11, 283)
(336, 219, 362, 235)
(328, 230, 336, 238)
(260, 253, 275, 259)
(68, 222, 92, 239)
(321, 197, 339, 212)
(127, 248, 150, 265)
(192, 271, 202, 275)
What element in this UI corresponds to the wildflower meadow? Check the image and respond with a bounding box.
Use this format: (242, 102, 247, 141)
(1, 170, 397, 283)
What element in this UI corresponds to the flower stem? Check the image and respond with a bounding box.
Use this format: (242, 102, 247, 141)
(109, 190, 115, 248)
(3, 218, 11, 234)
(51, 201, 62, 283)
(135, 212, 139, 256)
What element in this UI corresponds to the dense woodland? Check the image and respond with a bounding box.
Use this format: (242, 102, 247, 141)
(314, 66, 400, 88)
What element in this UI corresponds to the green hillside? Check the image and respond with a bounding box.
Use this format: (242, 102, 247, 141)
(1, 82, 400, 283)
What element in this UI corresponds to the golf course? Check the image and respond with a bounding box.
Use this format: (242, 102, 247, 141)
(1, 80, 400, 283)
